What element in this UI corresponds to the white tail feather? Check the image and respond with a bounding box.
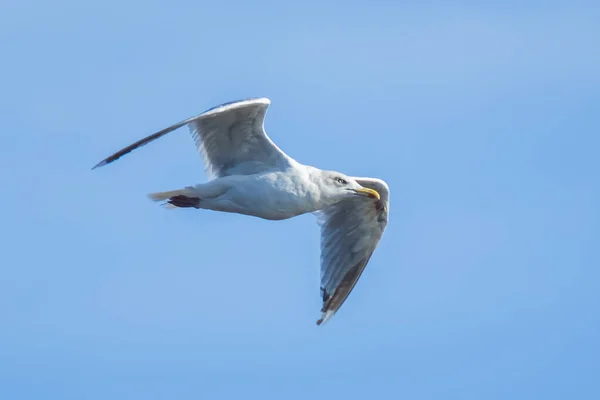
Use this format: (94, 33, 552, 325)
(147, 187, 200, 209)
(147, 189, 188, 202)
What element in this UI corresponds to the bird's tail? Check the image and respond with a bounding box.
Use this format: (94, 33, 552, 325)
(148, 187, 201, 209)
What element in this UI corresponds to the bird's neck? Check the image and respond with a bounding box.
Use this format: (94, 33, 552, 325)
(291, 165, 339, 212)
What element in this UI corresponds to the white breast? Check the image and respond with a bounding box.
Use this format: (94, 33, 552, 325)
(225, 169, 319, 220)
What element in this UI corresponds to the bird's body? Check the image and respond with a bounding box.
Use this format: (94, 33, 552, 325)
(93, 98, 390, 325)
(205, 169, 318, 220)
(152, 165, 371, 221)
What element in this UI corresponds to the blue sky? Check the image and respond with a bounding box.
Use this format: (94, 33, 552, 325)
(1, 1, 599, 399)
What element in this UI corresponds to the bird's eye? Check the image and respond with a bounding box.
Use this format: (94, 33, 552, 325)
(335, 177, 347, 185)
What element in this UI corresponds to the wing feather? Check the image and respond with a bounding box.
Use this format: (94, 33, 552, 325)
(92, 98, 293, 177)
(315, 178, 390, 325)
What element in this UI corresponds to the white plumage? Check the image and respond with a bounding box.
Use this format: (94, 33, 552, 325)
(93, 98, 390, 325)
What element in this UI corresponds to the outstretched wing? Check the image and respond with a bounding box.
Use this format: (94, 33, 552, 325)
(315, 178, 390, 325)
(92, 98, 294, 177)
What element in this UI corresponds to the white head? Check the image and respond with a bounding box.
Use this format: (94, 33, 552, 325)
(316, 170, 381, 205)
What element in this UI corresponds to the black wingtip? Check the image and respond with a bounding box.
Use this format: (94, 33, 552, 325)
(91, 160, 107, 170)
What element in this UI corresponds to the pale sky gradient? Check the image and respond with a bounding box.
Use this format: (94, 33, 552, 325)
(1, 1, 599, 399)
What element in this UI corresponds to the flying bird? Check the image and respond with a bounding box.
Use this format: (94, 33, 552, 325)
(93, 98, 389, 325)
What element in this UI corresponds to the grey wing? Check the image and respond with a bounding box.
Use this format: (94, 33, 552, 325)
(315, 178, 390, 325)
(92, 98, 293, 177)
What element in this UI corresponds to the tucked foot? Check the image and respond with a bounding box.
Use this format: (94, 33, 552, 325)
(148, 188, 201, 209)
(167, 195, 200, 208)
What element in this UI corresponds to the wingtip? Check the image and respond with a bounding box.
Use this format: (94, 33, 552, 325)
(316, 310, 335, 326)
(91, 162, 104, 170)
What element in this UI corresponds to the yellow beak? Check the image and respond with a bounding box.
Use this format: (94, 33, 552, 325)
(354, 187, 381, 200)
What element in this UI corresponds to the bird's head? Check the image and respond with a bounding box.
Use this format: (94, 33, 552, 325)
(317, 171, 380, 205)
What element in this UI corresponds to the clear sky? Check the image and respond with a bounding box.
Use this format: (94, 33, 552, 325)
(1, 1, 599, 399)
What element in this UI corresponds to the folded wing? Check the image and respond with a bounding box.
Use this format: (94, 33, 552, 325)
(93, 98, 293, 177)
(315, 178, 390, 325)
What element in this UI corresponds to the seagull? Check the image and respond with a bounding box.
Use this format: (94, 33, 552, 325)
(93, 98, 389, 325)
